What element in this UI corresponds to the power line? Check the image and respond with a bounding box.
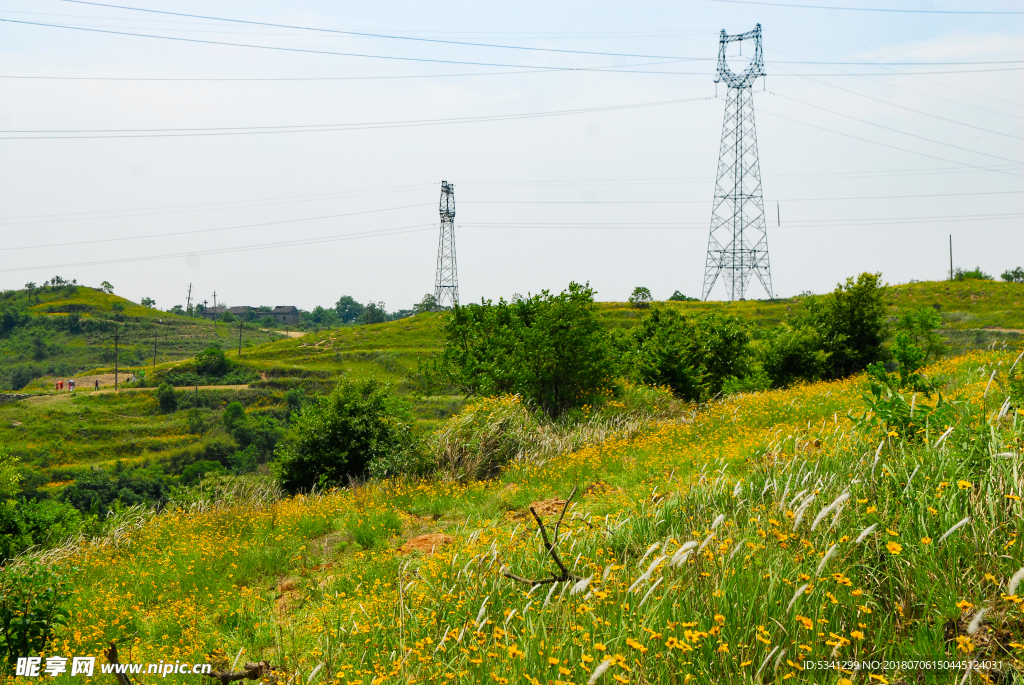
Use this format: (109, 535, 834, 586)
(0, 223, 435, 273)
(463, 189, 1024, 204)
(0, 204, 428, 251)
(0, 18, 697, 72)
(758, 107, 1024, 178)
(772, 66, 1024, 139)
(770, 92, 1024, 166)
(55, 0, 710, 61)
(0, 184, 434, 224)
(708, 0, 1024, 14)
(0, 95, 711, 139)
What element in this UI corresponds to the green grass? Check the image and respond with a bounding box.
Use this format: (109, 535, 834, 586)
(18, 346, 1024, 684)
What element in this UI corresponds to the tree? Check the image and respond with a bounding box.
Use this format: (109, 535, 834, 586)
(361, 302, 388, 325)
(430, 283, 615, 417)
(220, 311, 236, 323)
(1001, 267, 1024, 283)
(169, 304, 185, 315)
(668, 290, 698, 302)
(110, 302, 125, 320)
(618, 308, 700, 400)
(335, 295, 365, 323)
(100, 281, 114, 294)
(140, 297, 156, 308)
(274, 380, 411, 492)
(628, 287, 654, 308)
(414, 293, 439, 313)
(802, 273, 888, 380)
(23, 283, 36, 303)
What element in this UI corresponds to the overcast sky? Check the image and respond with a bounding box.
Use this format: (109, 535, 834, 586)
(1, 0, 1022, 310)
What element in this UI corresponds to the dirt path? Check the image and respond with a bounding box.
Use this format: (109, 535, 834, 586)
(25, 383, 253, 404)
(261, 328, 306, 338)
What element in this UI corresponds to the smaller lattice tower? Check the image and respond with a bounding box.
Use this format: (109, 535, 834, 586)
(701, 24, 773, 301)
(434, 181, 459, 307)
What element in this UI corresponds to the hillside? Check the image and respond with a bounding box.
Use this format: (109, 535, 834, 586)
(0, 285, 289, 392)
(11, 346, 1023, 684)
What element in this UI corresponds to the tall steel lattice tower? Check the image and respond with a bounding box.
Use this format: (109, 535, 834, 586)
(701, 24, 773, 301)
(433, 181, 459, 307)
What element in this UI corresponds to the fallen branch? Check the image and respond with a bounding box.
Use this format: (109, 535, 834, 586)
(104, 643, 134, 685)
(503, 486, 581, 586)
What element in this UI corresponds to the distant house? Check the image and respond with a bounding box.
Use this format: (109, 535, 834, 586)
(270, 306, 300, 325)
(200, 306, 254, 321)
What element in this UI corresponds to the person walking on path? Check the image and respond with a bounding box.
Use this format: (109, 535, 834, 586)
(94, 379, 99, 391)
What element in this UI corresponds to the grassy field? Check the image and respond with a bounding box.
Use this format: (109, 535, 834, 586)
(14, 345, 1023, 684)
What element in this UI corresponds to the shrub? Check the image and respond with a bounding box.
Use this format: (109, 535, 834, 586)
(274, 379, 413, 492)
(61, 469, 168, 515)
(1001, 267, 1024, 283)
(757, 325, 826, 388)
(194, 345, 229, 376)
(667, 290, 698, 302)
(0, 566, 72, 670)
(223, 402, 281, 455)
(953, 266, 992, 281)
(430, 283, 615, 417)
(335, 295, 365, 323)
(427, 395, 538, 480)
(801, 272, 888, 380)
(617, 308, 700, 400)
(156, 383, 177, 412)
(179, 460, 226, 485)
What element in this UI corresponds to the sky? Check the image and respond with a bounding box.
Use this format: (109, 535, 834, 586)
(0, 0, 1022, 311)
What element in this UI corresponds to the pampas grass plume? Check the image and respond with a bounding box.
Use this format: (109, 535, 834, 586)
(587, 659, 613, 685)
(855, 523, 877, 544)
(937, 516, 970, 544)
(1008, 567, 1024, 596)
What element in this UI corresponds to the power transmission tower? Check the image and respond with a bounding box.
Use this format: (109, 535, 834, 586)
(433, 181, 459, 308)
(701, 24, 774, 302)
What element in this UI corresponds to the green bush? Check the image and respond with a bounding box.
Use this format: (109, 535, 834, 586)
(274, 379, 413, 492)
(430, 283, 615, 417)
(619, 309, 752, 401)
(756, 325, 826, 388)
(194, 345, 229, 376)
(0, 566, 72, 671)
(801, 272, 889, 380)
(61, 469, 168, 516)
(179, 460, 226, 485)
(223, 402, 281, 455)
(156, 382, 177, 412)
(1002, 266, 1024, 283)
(953, 266, 992, 281)
(628, 286, 653, 308)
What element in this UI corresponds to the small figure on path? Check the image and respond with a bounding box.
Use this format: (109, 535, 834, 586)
(94, 379, 99, 391)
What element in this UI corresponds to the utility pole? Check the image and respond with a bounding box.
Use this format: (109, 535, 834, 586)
(186, 283, 193, 317)
(153, 319, 161, 366)
(213, 291, 217, 325)
(113, 322, 120, 391)
(702, 24, 773, 302)
(949, 235, 953, 281)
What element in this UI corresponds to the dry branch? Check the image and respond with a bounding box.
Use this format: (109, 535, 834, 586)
(503, 486, 581, 586)
(203, 661, 276, 684)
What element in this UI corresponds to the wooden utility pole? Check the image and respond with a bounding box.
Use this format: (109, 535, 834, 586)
(153, 319, 161, 366)
(113, 322, 120, 391)
(186, 283, 193, 317)
(949, 235, 953, 281)
(213, 291, 218, 325)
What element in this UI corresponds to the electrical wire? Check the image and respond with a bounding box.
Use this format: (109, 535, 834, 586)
(757, 107, 1024, 178)
(0, 204, 428, 251)
(0, 185, 435, 224)
(708, 0, 1024, 14)
(769, 92, 1024, 166)
(0, 18, 698, 72)
(0, 223, 435, 274)
(0, 95, 711, 139)
(771, 65, 1024, 139)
